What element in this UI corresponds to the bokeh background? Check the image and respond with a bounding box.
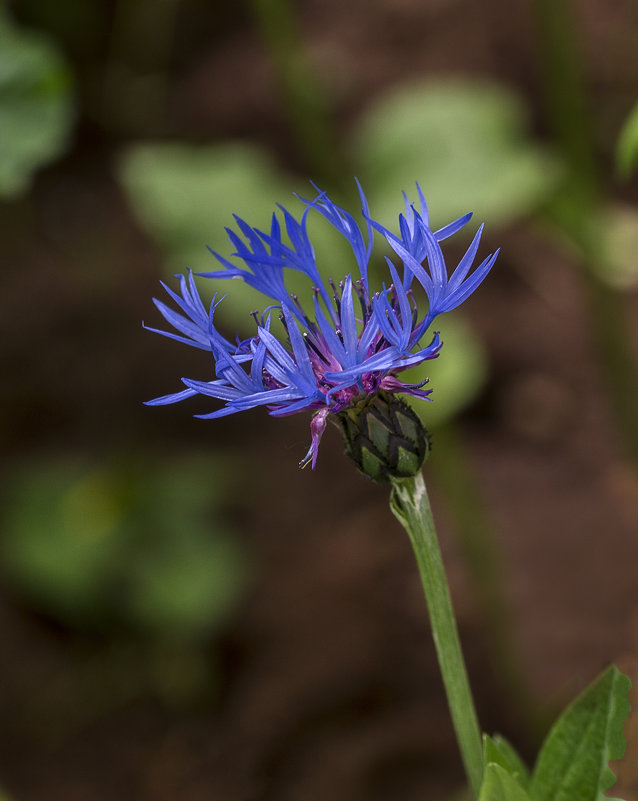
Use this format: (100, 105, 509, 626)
(1, 0, 638, 798)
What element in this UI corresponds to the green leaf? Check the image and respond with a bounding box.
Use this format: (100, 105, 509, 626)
(529, 665, 631, 801)
(479, 763, 532, 801)
(616, 101, 638, 179)
(483, 734, 530, 789)
(0, 8, 74, 197)
(351, 80, 561, 228)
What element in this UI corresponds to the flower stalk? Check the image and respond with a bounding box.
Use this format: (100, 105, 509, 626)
(390, 471, 483, 798)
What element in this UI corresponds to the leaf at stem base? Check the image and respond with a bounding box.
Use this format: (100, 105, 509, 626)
(529, 665, 631, 801)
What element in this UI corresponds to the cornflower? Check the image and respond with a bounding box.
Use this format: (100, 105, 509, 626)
(145, 182, 498, 474)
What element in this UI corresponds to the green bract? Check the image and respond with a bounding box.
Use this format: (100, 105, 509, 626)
(339, 391, 431, 482)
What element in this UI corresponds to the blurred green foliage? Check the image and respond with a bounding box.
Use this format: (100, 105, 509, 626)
(0, 452, 250, 642)
(0, 8, 74, 197)
(616, 101, 638, 179)
(403, 314, 487, 429)
(351, 80, 561, 229)
(593, 204, 638, 290)
(118, 142, 300, 274)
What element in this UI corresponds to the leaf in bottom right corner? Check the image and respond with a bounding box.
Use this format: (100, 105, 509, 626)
(528, 665, 631, 801)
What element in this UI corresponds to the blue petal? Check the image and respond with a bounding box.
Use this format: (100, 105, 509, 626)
(194, 406, 247, 420)
(339, 275, 359, 367)
(257, 324, 299, 377)
(297, 185, 370, 283)
(143, 321, 211, 351)
(372, 294, 401, 348)
(268, 396, 320, 415)
(446, 224, 484, 293)
(415, 182, 430, 227)
(434, 212, 472, 241)
(144, 386, 198, 405)
(421, 225, 448, 300)
(151, 299, 209, 346)
(356, 315, 380, 361)
(313, 294, 347, 364)
(282, 304, 316, 385)
(182, 377, 247, 401)
(444, 250, 499, 310)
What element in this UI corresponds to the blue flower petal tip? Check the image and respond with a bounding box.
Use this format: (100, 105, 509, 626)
(146, 182, 497, 468)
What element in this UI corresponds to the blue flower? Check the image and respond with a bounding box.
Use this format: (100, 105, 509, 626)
(145, 183, 497, 468)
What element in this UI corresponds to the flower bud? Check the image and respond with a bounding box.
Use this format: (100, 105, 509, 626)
(338, 391, 431, 482)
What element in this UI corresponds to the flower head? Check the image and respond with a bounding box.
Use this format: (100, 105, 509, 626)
(145, 182, 498, 471)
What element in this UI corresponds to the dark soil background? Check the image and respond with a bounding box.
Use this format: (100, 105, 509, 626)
(1, 0, 638, 799)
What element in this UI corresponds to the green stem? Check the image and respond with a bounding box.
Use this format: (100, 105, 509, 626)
(390, 471, 483, 798)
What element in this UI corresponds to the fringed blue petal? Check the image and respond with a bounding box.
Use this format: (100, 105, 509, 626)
(145, 181, 497, 469)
